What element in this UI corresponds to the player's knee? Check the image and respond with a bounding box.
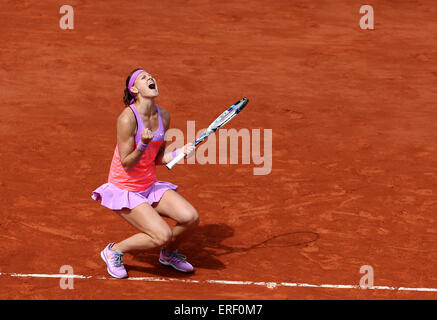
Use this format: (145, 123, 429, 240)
(181, 208, 199, 226)
(192, 211, 200, 226)
(151, 227, 173, 247)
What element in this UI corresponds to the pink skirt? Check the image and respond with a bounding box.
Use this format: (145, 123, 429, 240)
(91, 181, 178, 210)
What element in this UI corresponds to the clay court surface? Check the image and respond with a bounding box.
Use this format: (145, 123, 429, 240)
(1, 0, 437, 300)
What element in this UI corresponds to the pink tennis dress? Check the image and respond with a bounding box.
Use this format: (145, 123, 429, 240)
(91, 104, 177, 210)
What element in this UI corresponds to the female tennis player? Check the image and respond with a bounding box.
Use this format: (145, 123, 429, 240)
(91, 68, 199, 279)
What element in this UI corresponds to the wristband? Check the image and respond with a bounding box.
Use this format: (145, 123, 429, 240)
(137, 142, 148, 152)
(172, 150, 179, 159)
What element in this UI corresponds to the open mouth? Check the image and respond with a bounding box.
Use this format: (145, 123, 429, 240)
(148, 83, 156, 90)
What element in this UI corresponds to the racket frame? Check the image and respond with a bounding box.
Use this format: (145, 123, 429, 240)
(166, 98, 249, 169)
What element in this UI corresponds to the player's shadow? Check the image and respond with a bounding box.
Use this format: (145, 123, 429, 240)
(127, 223, 235, 277)
(127, 224, 320, 278)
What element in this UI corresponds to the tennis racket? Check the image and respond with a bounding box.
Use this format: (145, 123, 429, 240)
(166, 97, 249, 170)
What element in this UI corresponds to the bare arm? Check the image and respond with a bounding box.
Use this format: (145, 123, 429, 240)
(155, 109, 194, 165)
(155, 109, 173, 165)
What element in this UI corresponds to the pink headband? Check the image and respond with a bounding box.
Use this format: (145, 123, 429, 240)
(127, 69, 148, 104)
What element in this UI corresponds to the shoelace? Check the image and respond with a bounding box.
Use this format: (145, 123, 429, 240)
(113, 252, 124, 267)
(168, 250, 187, 262)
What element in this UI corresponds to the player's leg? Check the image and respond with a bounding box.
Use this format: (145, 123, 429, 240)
(100, 203, 173, 279)
(152, 189, 198, 272)
(153, 189, 199, 253)
(112, 202, 173, 252)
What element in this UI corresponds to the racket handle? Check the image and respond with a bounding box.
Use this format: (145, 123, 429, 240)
(166, 151, 186, 170)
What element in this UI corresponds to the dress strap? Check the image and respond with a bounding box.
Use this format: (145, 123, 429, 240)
(128, 104, 144, 144)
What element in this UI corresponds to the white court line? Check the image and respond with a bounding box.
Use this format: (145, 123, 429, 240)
(1, 272, 437, 292)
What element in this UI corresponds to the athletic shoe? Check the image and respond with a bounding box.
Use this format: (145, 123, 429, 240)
(159, 248, 194, 273)
(100, 242, 128, 279)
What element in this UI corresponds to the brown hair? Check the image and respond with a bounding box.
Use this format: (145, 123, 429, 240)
(123, 68, 142, 106)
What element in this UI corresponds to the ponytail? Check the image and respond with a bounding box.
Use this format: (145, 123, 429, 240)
(123, 87, 132, 107)
(123, 68, 142, 107)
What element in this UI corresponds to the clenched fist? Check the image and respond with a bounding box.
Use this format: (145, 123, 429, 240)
(182, 142, 195, 158)
(141, 128, 154, 144)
